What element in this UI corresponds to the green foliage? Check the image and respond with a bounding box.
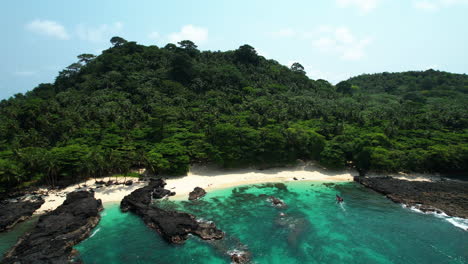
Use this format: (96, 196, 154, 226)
(0, 38, 467, 191)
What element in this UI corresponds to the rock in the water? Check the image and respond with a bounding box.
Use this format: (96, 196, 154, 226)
(125, 180, 133, 186)
(189, 187, 207, 200)
(267, 196, 287, 208)
(2, 191, 103, 264)
(355, 176, 468, 218)
(230, 251, 251, 264)
(293, 177, 298, 181)
(120, 179, 224, 244)
(0, 197, 44, 232)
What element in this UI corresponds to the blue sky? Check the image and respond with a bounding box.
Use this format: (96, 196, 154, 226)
(1, 0, 467, 99)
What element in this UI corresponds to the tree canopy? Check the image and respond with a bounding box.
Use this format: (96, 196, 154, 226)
(0, 37, 467, 191)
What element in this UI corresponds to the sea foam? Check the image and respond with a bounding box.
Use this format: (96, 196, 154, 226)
(89, 227, 101, 238)
(402, 204, 468, 231)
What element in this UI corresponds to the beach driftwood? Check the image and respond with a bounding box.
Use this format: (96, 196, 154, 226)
(355, 176, 468, 218)
(121, 179, 224, 244)
(0, 197, 44, 232)
(2, 191, 103, 264)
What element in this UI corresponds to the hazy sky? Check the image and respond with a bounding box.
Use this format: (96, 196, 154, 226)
(1, 0, 467, 99)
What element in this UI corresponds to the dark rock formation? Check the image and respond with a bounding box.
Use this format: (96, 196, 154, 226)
(2, 191, 103, 264)
(189, 187, 207, 200)
(125, 180, 133, 185)
(267, 196, 287, 208)
(0, 197, 44, 232)
(230, 251, 251, 264)
(355, 176, 468, 218)
(120, 179, 224, 244)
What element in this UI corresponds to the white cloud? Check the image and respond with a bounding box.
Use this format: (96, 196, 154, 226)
(413, 0, 468, 10)
(76, 22, 123, 43)
(313, 26, 372, 61)
(336, 0, 381, 13)
(270, 28, 296, 38)
(25, 19, 70, 40)
(168, 25, 208, 44)
(148, 31, 160, 40)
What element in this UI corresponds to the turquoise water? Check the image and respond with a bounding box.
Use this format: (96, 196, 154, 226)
(2, 182, 467, 263)
(74, 182, 467, 263)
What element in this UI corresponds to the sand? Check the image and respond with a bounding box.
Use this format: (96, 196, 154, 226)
(32, 163, 437, 214)
(34, 177, 146, 214)
(165, 164, 355, 200)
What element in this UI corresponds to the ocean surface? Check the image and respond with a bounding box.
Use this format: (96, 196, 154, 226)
(2, 181, 468, 263)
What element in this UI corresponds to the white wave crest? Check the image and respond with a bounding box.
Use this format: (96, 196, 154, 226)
(90, 227, 101, 238)
(402, 204, 468, 231)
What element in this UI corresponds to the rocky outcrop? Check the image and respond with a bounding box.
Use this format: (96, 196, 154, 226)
(355, 176, 468, 218)
(230, 251, 251, 264)
(0, 197, 44, 232)
(188, 187, 207, 200)
(120, 179, 224, 244)
(267, 196, 287, 208)
(2, 191, 103, 264)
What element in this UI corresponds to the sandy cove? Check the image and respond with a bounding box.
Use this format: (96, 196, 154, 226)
(34, 163, 439, 214)
(165, 165, 354, 200)
(34, 164, 354, 213)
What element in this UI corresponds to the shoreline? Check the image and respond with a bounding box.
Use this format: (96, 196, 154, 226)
(34, 164, 355, 213)
(29, 164, 442, 214)
(165, 165, 354, 200)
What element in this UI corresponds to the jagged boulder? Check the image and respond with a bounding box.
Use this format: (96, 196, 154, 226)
(188, 187, 207, 200)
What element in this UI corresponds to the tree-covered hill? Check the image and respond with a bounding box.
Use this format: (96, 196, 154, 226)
(1, 37, 467, 191)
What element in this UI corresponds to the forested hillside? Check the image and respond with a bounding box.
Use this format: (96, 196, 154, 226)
(1, 37, 467, 191)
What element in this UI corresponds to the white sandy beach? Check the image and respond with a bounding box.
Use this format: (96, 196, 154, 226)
(34, 178, 147, 214)
(33, 163, 438, 214)
(165, 164, 354, 200)
(34, 163, 354, 213)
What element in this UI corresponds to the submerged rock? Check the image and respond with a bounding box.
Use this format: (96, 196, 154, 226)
(230, 251, 251, 264)
(2, 191, 103, 264)
(120, 179, 224, 244)
(267, 196, 287, 208)
(355, 176, 468, 218)
(0, 197, 44, 232)
(189, 187, 207, 200)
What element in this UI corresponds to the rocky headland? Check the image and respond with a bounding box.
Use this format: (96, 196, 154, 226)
(120, 179, 224, 244)
(354, 176, 468, 219)
(2, 191, 103, 264)
(0, 196, 44, 232)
